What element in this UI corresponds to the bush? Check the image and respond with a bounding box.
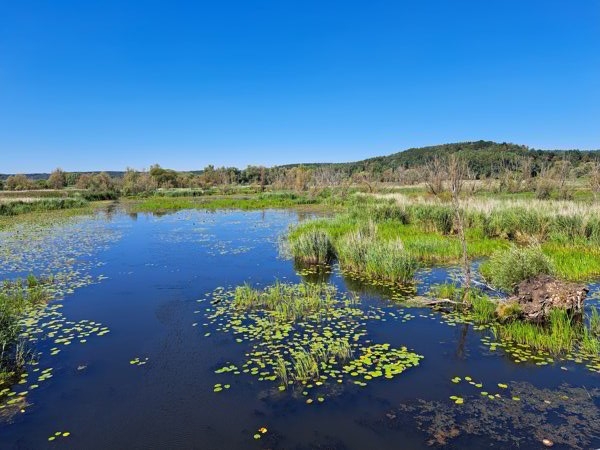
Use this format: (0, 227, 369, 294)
(481, 245, 554, 293)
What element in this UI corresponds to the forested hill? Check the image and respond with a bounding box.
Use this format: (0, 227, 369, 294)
(281, 141, 600, 178)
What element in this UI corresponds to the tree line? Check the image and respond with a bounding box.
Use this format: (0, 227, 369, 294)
(2, 141, 599, 198)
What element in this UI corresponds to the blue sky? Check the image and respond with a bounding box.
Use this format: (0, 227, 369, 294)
(1, 0, 599, 172)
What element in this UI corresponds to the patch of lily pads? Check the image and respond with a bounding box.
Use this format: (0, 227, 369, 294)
(0, 212, 120, 419)
(0, 302, 112, 417)
(199, 282, 423, 403)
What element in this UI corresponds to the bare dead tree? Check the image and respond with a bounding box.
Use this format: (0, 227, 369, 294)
(554, 157, 572, 199)
(352, 171, 376, 193)
(520, 156, 533, 190)
(448, 154, 472, 302)
(535, 163, 555, 199)
(425, 156, 446, 195)
(590, 160, 600, 202)
(259, 166, 266, 193)
(313, 166, 344, 188)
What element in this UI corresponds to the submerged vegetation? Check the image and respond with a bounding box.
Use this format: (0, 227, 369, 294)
(0, 213, 120, 418)
(392, 381, 600, 449)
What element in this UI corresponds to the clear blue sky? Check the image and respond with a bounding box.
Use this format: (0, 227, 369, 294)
(1, 0, 599, 173)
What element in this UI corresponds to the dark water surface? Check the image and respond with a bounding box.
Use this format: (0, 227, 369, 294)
(1, 208, 599, 449)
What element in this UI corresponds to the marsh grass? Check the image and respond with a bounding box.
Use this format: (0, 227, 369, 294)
(336, 226, 419, 284)
(274, 355, 289, 386)
(126, 197, 196, 212)
(379, 193, 600, 244)
(580, 328, 600, 356)
(430, 282, 600, 355)
(542, 244, 600, 281)
(587, 306, 600, 336)
(291, 349, 320, 381)
(290, 218, 420, 285)
(128, 191, 320, 213)
(289, 195, 600, 283)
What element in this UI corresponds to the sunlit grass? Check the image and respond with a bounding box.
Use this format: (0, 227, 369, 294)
(543, 243, 600, 281)
(492, 309, 577, 354)
(0, 198, 89, 217)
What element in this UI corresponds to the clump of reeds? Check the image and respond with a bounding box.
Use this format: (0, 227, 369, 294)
(288, 229, 334, 265)
(336, 226, 419, 284)
(587, 306, 600, 336)
(232, 281, 336, 321)
(291, 349, 319, 381)
(492, 309, 577, 353)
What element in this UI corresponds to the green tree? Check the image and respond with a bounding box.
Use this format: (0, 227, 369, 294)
(48, 168, 67, 189)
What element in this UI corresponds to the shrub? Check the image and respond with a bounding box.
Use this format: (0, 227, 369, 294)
(481, 245, 554, 293)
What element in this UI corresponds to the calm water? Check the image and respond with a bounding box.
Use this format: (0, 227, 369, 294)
(1, 208, 599, 449)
